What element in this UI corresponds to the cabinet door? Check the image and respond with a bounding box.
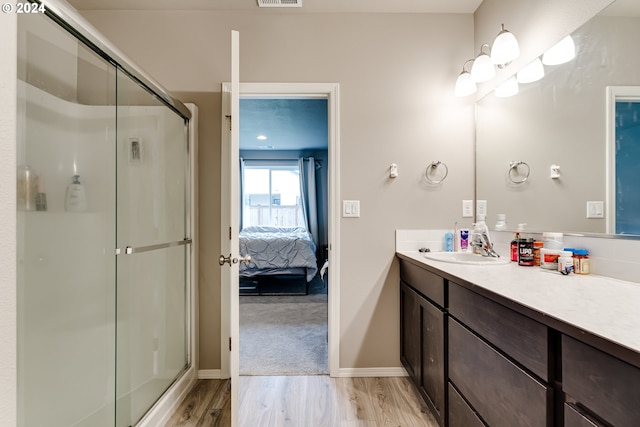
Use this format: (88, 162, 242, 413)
(420, 294, 445, 427)
(563, 335, 640, 427)
(400, 282, 421, 382)
(564, 404, 602, 427)
(449, 383, 485, 427)
(449, 318, 551, 427)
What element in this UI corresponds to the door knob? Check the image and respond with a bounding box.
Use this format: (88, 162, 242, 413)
(219, 254, 251, 266)
(219, 254, 235, 266)
(236, 254, 251, 264)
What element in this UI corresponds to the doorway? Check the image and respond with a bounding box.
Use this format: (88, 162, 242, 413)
(221, 82, 340, 413)
(607, 86, 640, 234)
(238, 97, 329, 375)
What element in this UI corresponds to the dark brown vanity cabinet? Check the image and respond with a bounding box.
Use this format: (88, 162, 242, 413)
(399, 256, 640, 427)
(562, 335, 640, 427)
(400, 260, 446, 427)
(448, 282, 551, 427)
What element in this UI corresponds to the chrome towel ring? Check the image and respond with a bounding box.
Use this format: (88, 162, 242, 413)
(425, 161, 449, 185)
(508, 160, 530, 184)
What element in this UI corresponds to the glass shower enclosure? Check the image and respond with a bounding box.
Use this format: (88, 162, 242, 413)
(16, 2, 192, 426)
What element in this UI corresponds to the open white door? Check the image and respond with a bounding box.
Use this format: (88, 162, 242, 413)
(220, 30, 240, 427)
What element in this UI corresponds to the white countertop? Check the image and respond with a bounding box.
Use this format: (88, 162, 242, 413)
(397, 250, 640, 355)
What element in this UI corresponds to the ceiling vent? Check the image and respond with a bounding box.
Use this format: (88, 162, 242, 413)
(257, 0, 302, 7)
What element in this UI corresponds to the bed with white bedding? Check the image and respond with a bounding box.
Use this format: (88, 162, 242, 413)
(239, 226, 318, 294)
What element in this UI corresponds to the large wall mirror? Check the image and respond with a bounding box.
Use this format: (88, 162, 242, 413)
(475, 0, 640, 238)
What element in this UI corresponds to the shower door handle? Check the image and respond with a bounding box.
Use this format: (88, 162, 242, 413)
(219, 254, 251, 266)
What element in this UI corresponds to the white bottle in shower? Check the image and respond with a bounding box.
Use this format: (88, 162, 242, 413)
(65, 175, 87, 212)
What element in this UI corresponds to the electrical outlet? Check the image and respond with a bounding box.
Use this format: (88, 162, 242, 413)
(462, 200, 473, 218)
(476, 200, 487, 217)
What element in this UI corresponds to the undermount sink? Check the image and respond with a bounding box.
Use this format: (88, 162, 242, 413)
(423, 251, 510, 265)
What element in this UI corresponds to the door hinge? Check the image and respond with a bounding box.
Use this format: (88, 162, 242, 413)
(225, 114, 232, 131)
(229, 337, 232, 351)
(229, 226, 232, 240)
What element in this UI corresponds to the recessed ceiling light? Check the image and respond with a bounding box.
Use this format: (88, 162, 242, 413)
(256, 135, 268, 140)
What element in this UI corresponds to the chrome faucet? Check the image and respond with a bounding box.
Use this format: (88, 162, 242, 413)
(471, 229, 500, 258)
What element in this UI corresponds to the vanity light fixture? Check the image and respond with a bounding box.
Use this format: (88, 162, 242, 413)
(517, 57, 545, 83)
(494, 76, 519, 97)
(471, 44, 496, 83)
(454, 59, 477, 97)
(491, 24, 520, 67)
(542, 35, 576, 65)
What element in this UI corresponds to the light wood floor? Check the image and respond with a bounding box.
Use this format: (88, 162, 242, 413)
(164, 376, 437, 427)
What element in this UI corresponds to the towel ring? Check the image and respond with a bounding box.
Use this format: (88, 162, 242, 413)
(508, 160, 530, 184)
(425, 161, 448, 185)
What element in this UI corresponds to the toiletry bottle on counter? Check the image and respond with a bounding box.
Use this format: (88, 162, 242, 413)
(444, 232, 454, 252)
(510, 224, 527, 262)
(574, 249, 590, 274)
(533, 241, 543, 266)
(460, 229, 469, 251)
(558, 251, 574, 275)
(65, 175, 87, 212)
(543, 232, 563, 250)
(510, 231, 520, 262)
(518, 238, 535, 266)
(495, 213, 507, 231)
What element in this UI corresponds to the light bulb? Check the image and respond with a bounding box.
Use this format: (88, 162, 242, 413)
(454, 71, 477, 97)
(495, 76, 519, 98)
(471, 52, 495, 83)
(517, 58, 545, 84)
(542, 35, 576, 66)
(491, 25, 520, 66)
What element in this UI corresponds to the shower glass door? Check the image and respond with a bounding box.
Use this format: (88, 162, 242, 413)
(17, 7, 191, 427)
(16, 11, 117, 427)
(115, 71, 190, 426)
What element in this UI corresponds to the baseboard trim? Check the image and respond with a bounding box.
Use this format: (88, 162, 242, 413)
(198, 369, 223, 379)
(338, 367, 408, 378)
(136, 366, 198, 427)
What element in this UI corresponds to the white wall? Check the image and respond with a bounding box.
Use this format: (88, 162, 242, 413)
(0, 5, 17, 426)
(76, 10, 476, 370)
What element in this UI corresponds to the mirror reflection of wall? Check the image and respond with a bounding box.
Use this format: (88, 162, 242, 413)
(475, 0, 640, 236)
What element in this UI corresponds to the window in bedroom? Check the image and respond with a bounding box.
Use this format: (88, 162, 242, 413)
(242, 163, 304, 228)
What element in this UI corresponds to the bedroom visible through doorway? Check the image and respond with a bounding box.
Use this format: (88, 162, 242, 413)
(238, 97, 329, 375)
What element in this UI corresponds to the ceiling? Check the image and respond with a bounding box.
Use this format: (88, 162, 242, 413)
(66, 0, 483, 13)
(240, 98, 328, 151)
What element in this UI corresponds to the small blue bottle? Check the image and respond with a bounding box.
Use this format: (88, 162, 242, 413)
(444, 232, 454, 252)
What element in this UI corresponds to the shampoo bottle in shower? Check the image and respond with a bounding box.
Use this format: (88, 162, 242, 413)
(65, 175, 87, 212)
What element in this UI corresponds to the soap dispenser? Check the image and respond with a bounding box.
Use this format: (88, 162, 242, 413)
(65, 175, 87, 212)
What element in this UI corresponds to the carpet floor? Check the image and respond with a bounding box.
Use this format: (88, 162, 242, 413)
(239, 276, 328, 376)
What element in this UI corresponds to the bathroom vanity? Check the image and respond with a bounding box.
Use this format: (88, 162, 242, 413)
(397, 251, 640, 427)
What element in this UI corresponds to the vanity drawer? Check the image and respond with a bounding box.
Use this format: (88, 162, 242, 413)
(449, 318, 551, 427)
(448, 282, 548, 381)
(562, 335, 640, 427)
(564, 403, 602, 427)
(400, 260, 445, 307)
(448, 382, 485, 427)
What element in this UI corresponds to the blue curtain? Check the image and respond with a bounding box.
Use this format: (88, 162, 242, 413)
(299, 157, 318, 244)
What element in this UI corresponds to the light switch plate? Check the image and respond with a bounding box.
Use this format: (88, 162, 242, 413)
(476, 200, 488, 217)
(586, 201, 604, 219)
(343, 200, 360, 218)
(462, 200, 473, 218)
